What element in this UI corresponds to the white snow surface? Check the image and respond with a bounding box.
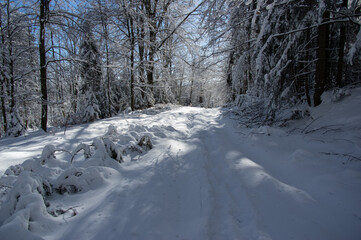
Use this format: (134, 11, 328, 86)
(0, 89, 361, 240)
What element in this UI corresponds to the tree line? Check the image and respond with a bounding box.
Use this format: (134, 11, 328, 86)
(3, 0, 359, 137)
(0, 0, 226, 137)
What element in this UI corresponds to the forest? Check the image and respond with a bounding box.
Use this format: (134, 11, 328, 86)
(1, 1, 361, 239)
(1, 0, 360, 137)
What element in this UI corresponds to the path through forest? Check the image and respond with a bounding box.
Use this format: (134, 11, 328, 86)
(52, 107, 361, 240)
(0, 106, 360, 240)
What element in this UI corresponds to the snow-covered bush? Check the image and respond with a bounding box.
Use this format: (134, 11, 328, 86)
(39, 145, 70, 170)
(6, 111, 26, 137)
(105, 124, 118, 136)
(0, 119, 162, 238)
(0, 138, 121, 237)
(71, 143, 91, 163)
(54, 167, 107, 195)
(331, 88, 351, 103)
(230, 94, 265, 127)
(137, 136, 153, 151)
(321, 87, 352, 104)
(80, 91, 101, 123)
(0, 171, 54, 234)
(103, 138, 123, 163)
(4, 165, 24, 176)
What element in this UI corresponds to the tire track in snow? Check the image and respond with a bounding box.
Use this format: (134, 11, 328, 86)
(193, 123, 264, 240)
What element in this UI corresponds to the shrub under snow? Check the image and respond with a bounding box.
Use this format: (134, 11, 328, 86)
(0, 124, 156, 239)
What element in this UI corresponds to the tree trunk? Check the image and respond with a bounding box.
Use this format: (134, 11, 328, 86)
(178, 72, 183, 104)
(9, 48, 15, 110)
(0, 81, 6, 133)
(98, 1, 112, 117)
(0, 9, 7, 132)
(314, 10, 329, 106)
(144, 0, 159, 107)
(39, 0, 48, 131)
(304, 0, 314, 106)
(147, 26, 156, 86)
(105, 37, 111, 117)
(304, 26, 312, 106)
(189, 63, 195, 105)
(336, 0, 348, 88)
(226, 51, 234, 95)
(6, 2, 15, 111)
(127, 17, 135, 111)
(138, 14, 146, 101)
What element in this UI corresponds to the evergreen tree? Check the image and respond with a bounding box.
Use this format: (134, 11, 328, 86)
(81, 90, 101, 122)
(6, 109, 25, 137)
(79, 20, 103, 122)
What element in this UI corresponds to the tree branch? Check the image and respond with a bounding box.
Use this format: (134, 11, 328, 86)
(156, 0, 206, 51)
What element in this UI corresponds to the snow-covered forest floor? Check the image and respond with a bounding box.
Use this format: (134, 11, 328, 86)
(0, 88, 361, 240)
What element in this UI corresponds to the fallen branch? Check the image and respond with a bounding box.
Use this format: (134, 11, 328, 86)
(305, 124, 344, 134)
(319, 152, 361, 162)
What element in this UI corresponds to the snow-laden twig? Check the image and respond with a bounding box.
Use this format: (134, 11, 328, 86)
(305, 124, 344, 134)
(301, 116, 322, 133)
(319, 152, 361, 162)
(70, 143, 91, 164)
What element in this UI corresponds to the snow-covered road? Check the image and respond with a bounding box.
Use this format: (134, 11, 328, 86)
(1, 106, 361, 239)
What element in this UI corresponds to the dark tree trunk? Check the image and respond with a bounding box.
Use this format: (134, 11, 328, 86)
(0, 81, 6, 133)
(336, 0, 348, 88)
(138, 14, 146, 101)
(314, 10, 330, 106)
(39, 0, 49, 131)
(143, 0, 156, 107)
(146, 38, 156, 107)
(304, 0, 314, 106)
(6, 2, 15, 111)
(0, 9, 7, 132)
(147, 25, 156, 89)
(127, 17, 135, 111)
(9, 48, 14, 110)
(305, 27, 312, 106)
(246, 2, 255, 94)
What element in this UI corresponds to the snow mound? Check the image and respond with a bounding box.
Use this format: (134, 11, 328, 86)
(289, 149, 315, 162)
(0, 171, 56, 239)
(0, 121, 166, 239)
(0, 116, 178, 238)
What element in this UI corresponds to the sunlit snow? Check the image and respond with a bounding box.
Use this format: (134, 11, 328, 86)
(0, 88, 361, 240)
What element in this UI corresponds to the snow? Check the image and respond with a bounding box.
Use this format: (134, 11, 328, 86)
(0, 89, 361, 239)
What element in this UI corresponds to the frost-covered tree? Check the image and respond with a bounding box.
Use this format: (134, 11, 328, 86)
(39, 0, 51, 131)
(6, 110, 26, 137)
(203, 0, 361, 122)
(78, 20, 103, 122)
(0, 0, 35, 136)
(81, 91, 101, 122)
